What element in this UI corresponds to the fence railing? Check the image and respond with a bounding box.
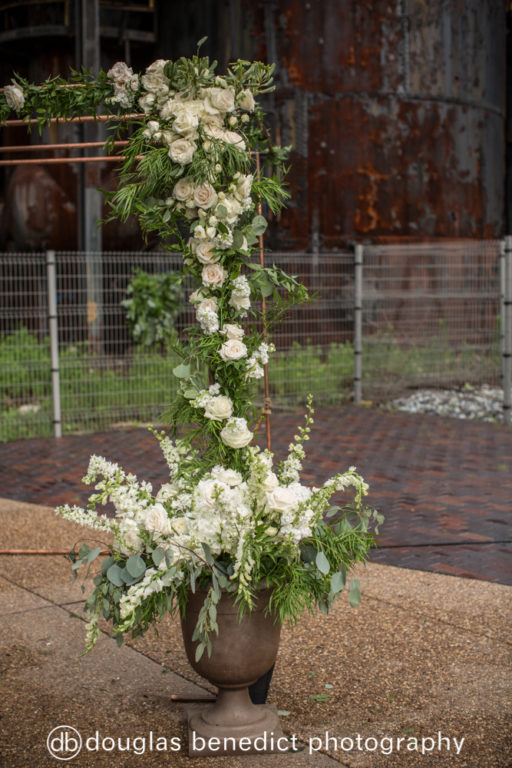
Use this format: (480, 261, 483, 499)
(0, 241, 509, 441)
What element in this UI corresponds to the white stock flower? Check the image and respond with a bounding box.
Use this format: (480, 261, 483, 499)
(220, 323, 245, 340)
(238, 89, 255, 111)
(143, 503, 171, 535)
(107, 62, 133, 86)
(211, 466, 243, 486)
(236, 174, 253, 201)
(204, 395, 233, 421)
(4, 82, 24, 112)
(202, 263, 227, 289)
(117, 518, 143, 554)
(197, 304, 219, 334)
(169, 138, 196, 165)
(195, 241, 220, 264)
(193, 182, 218, 210)
(220, 418, 253, 449)
(173, 178, 195, 201)
(139, 92, 156, 113)
(219, 339, 248, 362)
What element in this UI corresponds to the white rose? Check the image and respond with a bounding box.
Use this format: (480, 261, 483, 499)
(189, 287, 208, 305)
(4, 82, 24, 112)
(173, 178, 195, 201)
(129, 75, 140, 91)
(204, 395, 233, 421)
(219, 339, 248, 361)
(238, 89, 255, 112)
(223, 130, 246, 150)
(159, 98, 176, 120)
(196, 241, 220, 264)
(202, 263, 227, 288)
(143, 503, 171, 535)
(139, 92, 156, 113)
(141, 71, 168, 94)
(229, 293, 251, 313)
(146, 59, 168, 75)
(173, 107, 199, 136)
(197, 478, 221, 508)
(266, 486, 299, 515)
(220, 418, 253, 449)
(262, 472, 279, 491)
(193, 182, 218, 210)
(207, 87, 235, 113)
(169, 138, 196, 165)
(220, 323, 245, 340)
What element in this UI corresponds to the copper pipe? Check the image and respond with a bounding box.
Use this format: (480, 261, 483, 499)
(2, 113, 143, 127)
(0, 549, 110, 555)
(0, 140, 129, 153)
(0, 155, 143, 166)
(255, 150, 272, 452)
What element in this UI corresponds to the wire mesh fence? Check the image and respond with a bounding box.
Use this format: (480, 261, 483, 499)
(0, 242, 506, 441)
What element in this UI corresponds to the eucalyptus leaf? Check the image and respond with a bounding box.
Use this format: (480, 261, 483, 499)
(152, 547, 164, 567)
(252, 214, 268, 235)
(173, 363, 190, 379)
(349, 578, 361, 607)
(106, 564, 125, 587)
(315, 551, 330, 575)
(87, 546, 102, 564)
(78, 544, 90, 560)
(101, 556, 115, 575)
(195, 642, 206, 662)
(330, 571, 345, 595)
(216, 203, 227, 218)
(232, 230, 244, 249)
(126, 554, 146, 579)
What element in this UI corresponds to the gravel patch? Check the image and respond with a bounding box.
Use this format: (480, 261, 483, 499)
(386, 385, 506, 422)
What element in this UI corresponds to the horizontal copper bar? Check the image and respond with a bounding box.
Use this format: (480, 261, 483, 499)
(0, 140, 129, 153)
(0, 549, 110, 555)
(2, 113, 144, 127)
(0, 155, 130, 166)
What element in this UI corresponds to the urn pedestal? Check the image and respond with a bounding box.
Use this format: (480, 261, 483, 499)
(180, 589, 284, 755)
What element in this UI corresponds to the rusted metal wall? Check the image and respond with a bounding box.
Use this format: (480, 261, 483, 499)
(245, 0, 506, 249)
(0, 0, 507, 250)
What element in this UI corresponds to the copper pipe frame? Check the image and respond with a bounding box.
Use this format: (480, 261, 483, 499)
(0, 140, 129, 153)
(0, 549, 110, 555)
(2, 112, 144, 127)
(255, 151, 272, 453)
(0, 155, 134, 166)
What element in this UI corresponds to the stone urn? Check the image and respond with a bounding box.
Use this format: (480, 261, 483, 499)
(180, 587, 283, 755)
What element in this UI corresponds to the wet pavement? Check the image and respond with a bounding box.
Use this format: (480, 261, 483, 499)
(1, 405, 511, 584)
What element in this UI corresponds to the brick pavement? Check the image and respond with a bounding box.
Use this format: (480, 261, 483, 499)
(0, 406, 510, 584)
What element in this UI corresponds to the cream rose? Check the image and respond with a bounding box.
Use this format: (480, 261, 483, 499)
(171, 517, 188, 535)
(173, 178, 194, 201)
(197, 297, 218, 314)
(141, 70, 168, 94)
(173, 107, 199, 136)
(219, 339, 248, 362)
(220, 418, 253, 449)
(193, 182, 218, 210)
(4, 83, 24, 112)
(196, 241, 220, 264)
(169, 138, 196, 165)
(139, 92, 156, 113)
(204, 395, 233, 421)
(238, 89, 255, 112)
(207, 87, 235, 113)
(202, 263, 227, 288)
(224, 130, 246, 150)
(107, 61, 133, 86)
(220, 323, 245, 340)
(143, 503, 171, 535)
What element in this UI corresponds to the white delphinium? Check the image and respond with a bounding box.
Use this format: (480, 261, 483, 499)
(196, 303, 219, 334)
(84, 606, 101, 651)
(119, 568, 164, 621)
(245, 342, 274, 379)
(280, 442, 306, 484)
(56, 504, 114, 532)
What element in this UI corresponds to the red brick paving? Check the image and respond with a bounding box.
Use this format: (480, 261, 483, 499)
(0, 406, 510, 584)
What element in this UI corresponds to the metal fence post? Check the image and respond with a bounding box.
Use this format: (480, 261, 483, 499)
(503, 236, 512, 425)
(46, 250, 62, 438)
(354, 244, 363, 404)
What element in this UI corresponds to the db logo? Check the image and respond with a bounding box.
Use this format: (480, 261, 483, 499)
(46, 726, 82, 760)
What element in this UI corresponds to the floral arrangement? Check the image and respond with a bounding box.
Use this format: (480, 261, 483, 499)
(1, 42, 382, 659)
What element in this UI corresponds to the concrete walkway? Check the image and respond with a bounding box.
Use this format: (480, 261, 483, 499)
(0, 498, 510, 767)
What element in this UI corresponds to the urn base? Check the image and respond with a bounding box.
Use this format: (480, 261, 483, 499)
(187, 689, 285, 755)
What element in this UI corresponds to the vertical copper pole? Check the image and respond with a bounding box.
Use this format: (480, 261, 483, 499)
(255, 151, 271, 452)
